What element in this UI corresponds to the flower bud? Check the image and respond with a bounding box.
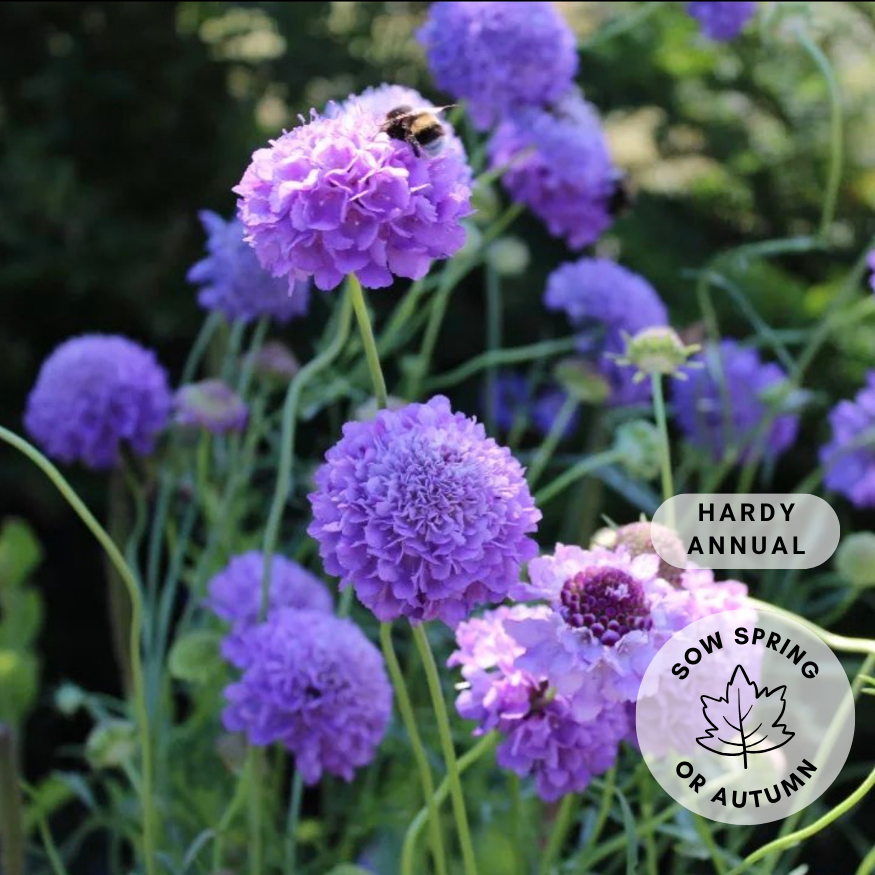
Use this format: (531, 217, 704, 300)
(55, 683, 86, 717)
(250, 341, 300, 382)
(485, 236, 530, 277)
(835, 532, 875, 589)
(612, 420, 661, 482)
(615, 326, 700, 382)
(86, 720, 137, 770)
(554, 358, 611, 404)
(173, 379, 248, 435)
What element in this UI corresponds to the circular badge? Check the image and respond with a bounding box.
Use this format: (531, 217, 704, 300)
(635, 607, 855, 825)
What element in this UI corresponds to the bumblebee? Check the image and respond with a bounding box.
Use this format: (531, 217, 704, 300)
(379, 104, 455, 157)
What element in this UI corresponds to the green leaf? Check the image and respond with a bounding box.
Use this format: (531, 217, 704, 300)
(0, 588, 43, 650)
(0, 649, 39, 724)
(324, 867, 374, 875)
(0, 519, 42, 592)
(168, 630, 223, 685)
(23, 774, 75, 834)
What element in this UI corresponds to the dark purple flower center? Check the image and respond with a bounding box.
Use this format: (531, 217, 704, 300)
(559, 567, 652, 646)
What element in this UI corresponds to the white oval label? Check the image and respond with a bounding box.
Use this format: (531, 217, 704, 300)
(635, 608, 854, 825)
(651, 494, 840, 570)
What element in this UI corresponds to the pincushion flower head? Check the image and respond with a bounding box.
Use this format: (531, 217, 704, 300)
(544, 258, 668, 405)
(488, 90, 619, 250)
(507, 544, 747, 721)
(206, 551, 333, 667)
(417, 2, 578, 131)
(24, 334, 171, 470)
(188, 211, 311, 324)
(687, 2, 757, 41)
(672, 339, 799, 463)
(820, 372, 875, 508)
(451, 605, 629, 801)
(234, 84, 473, 292)
(307, 395, 541, 625)
(173, 379, 248, 435)
(222, 608, 391, 784)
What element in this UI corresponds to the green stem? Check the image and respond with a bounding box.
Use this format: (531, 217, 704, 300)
(381, 624, 448, 875)
(857, 843, 875, 875)
(408, 272, 459, 399)
(693, 815, 726, 875)
(21, 782, 69, 875)
(538, 795, 576, 875)
(106, 470, 134, 697)
(583, 803, 681, 868)
(401, 733, 498, 875)
(484, 264, 502, 434)
(795, 26, 843, 239)
(580, 0, 667, 49)
(248, 747, 265, 875)
(412, 625, 478, 875)
(259, 291, 354, 619)
(0, 726, 23, 875)
(284, 770, 304, 875)
(578, 765, 616, 861)
(0, 427, 157, 875)
(211, 753, 252, 871)
(651, 374, 674, 506)
(526, 396, 580, 488)
(534, 449, 621, 507)
(425, 338, 579, 392)
(726, 763, 875, 875)
(640, 769, 659, 875)
(349, 274, 388, 408)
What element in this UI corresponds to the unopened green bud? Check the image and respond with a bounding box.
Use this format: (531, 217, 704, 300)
(613, 420, 661, 482)
(250, 341, 300, 382)
(614, 327, 700, 382)
(86, 720, 137, 770)
(55, 683, 86, 717)
(485, 236, 530, 277)
(835, 532, 875, 589)
(554, 358, 611, 404)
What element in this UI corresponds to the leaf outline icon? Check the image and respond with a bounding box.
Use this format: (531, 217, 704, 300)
(695, 664, 795, 769)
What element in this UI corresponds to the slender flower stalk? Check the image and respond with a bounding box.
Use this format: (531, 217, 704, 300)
(650, 374, 674, 506)
(349, 275, 389, 409)
(413, 625, 479, 875)
(0, 726, 23, 875)
(0, 427, 158, 875)
(538, 795, 576, 875)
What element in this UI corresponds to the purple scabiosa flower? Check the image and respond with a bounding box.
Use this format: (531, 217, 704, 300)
(687, 2, 757, 41)
(205, 551, 333, 667)
(417, 2, 578, 131)
(222, 608, 391, 784)
(488, 90, 618, 250)
(173, 379, 248, 435)
(868, 251, 875, 293)
(450, 605, 628, 801)
(307, 395, 541, 625)
(544, 258, 668, 406)
(672, 340, 799, 463)
(507, 544, 746, 720)
(820, 372, 875, 508)
(188, 211, 311, 324)
(24, 335, 171, 470)
(531, 387, 579, 438)
(234, 85, 473, 292)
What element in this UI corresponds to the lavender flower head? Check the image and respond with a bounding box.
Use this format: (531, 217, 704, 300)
(188, 211, 311, 324)
(544, 258, 668, 405)
(174, 379, 248, 435)
(24, 334, 171, 470)
(206, 551, 333, 667)
(672, 340, 799, 463)
(235, 84, 472, 292)
(820, 372, 875, 508)
(417, 2, 578, 131)
(687, 2, 757, 41)
(868, 250, 875, 293)
(308, 395, 541, 625)
(488, 90, 618, 250)
(223, 608, 391, 784)
(451, 605, 628, 801)
(508, 543, 747, 722)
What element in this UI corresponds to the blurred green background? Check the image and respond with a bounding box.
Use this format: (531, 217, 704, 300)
(2, 4, 875, 859)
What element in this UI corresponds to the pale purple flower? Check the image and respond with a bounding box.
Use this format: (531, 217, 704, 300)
(820, 372, 875, 508)
(173, 379, 248, 435)
(672, 340, 799, 463)
(206, 551, 333, 667)
(868, 251, 875, 293)
(24, 334, 171, 470)
(488, 90, 618, 250)
(223, 608, 391, 784)
(235, 85, 472, 292)
(508, 544, 747, 721)
(487, 372, 578, 439)
(687, 2, 757, 40)
(544, 258, 668, 405)
(307, 395, 541, 625)
(450, 605, 628, 801)
(188, 211, 310, 324)
(417, 2, 578, 130)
